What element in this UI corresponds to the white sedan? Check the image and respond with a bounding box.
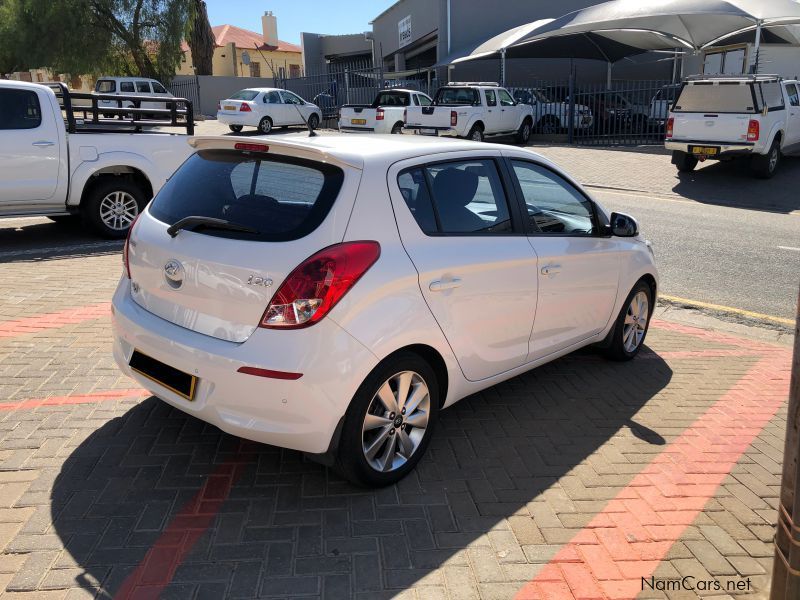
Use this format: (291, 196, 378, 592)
(217, 88, 322, 134)
(112, 134, 658, 487)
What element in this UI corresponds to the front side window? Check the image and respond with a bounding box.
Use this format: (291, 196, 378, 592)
(95, 80, 115, 93)
(120, 82, 135, 93)
(152, 82, 167, 94)
(135, 81, 151, 93)
(498, 89, 515, 106)
(786, 84, 800, 107)
(485, 90, 497, 107)
(281, 91, 303, 105)
(511, 161, 595, 235)
(0, 89, 42, 130)
(399, 159, 513, 235)
(149, 150, 344, 242)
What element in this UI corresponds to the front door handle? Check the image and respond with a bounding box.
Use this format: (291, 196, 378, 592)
(541, 265, 562, 276)
(32, 141, 55, 147)
(429, 278, 462, 292)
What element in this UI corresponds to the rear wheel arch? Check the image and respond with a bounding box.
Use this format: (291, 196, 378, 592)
(373, 344, 449, 409)
(80, 167, 153, 206)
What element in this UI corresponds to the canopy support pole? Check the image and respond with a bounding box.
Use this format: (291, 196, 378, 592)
(606, 62, 612, 90)
(753, 20, 763, 74)
(501, 48, 507, 86)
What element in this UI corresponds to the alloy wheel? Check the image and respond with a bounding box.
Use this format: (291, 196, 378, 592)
(622, 290, 649, 353)
(769, 147, 779, 173)
(361, 371, 430, 473)
(99, 191, 139, 231)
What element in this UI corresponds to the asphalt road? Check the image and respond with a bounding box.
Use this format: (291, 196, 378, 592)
(592, 188, 800, 320)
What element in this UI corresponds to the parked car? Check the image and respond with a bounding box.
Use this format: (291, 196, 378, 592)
(312, 92, 338, 121)
(0, 80, 193, 237)
(217, 88, 322, 134)
(544, 87, 650, 133)
(511, 87, 594, 133)
(95, 76, 174, 116)
(403, 82, 534, 142)
(339, 89, 433, 134)
(649, 83, 681, 128)
(666, 75, 800, 178)
(113, 133, 658, 487)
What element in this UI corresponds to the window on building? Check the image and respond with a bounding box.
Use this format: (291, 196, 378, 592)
(290, 64, 301, 78)
(250, 62, 261, 78)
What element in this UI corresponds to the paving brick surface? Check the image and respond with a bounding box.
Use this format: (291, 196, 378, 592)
(0, 209, 793, 599)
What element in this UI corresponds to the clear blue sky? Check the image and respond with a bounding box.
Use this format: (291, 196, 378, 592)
(206, 1, 399, 45)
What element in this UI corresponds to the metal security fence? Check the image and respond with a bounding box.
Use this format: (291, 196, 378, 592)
(508, 78, 676, 146)
(167, 76, 201, 115)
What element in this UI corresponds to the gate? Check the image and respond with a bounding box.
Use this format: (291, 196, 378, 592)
(167, 76, 201, 115)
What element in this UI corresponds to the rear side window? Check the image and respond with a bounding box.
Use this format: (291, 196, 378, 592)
(96, 80, 115, 93)
(0, 89, 42, 130)
(485, 90, 497, 106)
(120, 82, 135, 93)
(398, 159, 512, 235)
(149, 150, 344, 242)
(135, 81, 151, 93)
(673, 83, 756, 113)
(759, 82, 785, 110)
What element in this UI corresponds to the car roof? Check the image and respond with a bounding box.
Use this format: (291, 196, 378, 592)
(0, 80, 52, 92)
(98, 76, 159, 82)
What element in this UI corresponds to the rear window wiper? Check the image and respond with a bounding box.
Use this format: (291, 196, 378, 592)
(167, 216, 260, 238)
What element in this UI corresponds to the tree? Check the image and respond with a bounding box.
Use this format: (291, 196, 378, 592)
(186, 0, 214, 75)
(3, 0, 190, 82)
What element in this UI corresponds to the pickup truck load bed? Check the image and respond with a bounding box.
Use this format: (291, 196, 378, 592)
(339, 89, 432, 134)
(665, 75, 800, 178)
(0, 81, 195, 237)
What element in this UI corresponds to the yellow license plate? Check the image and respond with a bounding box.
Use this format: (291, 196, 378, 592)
(689, 146, 719, 156)
(351, 118, 367, 125)
(224, 105, 236, 111)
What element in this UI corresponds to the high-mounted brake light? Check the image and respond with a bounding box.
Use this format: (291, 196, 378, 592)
(239, 103, 252, 112)
(450, 110, 458, 126)
(234, 143, 269, 152)
(123, 214, 141, 279)
(260, 241, 381, 329)
(665, 117, 674, 139)
(747, 119, 760, 141)
(376, 107, 385, 121)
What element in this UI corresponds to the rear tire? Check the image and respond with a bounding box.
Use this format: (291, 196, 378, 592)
(81, 178, 147, 239)
(516, 118, 532, 144)
(672, 150, 698, 173)
(751, 138, 780, 179)
(467, 125, 484, 142)
(228, 125, 243, 133)
(391, 122, 404, 134)
(335, 352, 439, 487)
(258, 117, 273, 134)
(537, 116, 561, 134)
(603, 281, 653, 361)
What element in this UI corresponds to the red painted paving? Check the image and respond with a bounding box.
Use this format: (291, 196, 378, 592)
(0, 301, 111, 338)
(515, 323, 792, 600)
(0, 388, 148, 411)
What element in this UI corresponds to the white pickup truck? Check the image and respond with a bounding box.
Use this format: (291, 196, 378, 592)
(339, 89, 433, 134)
(666, 75, 800, 178)
(403, 83, 534, 143)
(0, 80, 194, 237)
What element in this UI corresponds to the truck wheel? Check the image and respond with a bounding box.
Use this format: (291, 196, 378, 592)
(258, 117, 273, 134)
(81, 178, 146, 239)
(391, 122, 404, 134)
(335, 351, 439, 487)
(228, 125, 243, 133)
(308, 114, 320, 131)
(538, 116, 561, 134)
(672, 151, 698, 173)
(751, 139, 780, 179)
(467, 125, 484, 142)
(516, 119, 532, 144)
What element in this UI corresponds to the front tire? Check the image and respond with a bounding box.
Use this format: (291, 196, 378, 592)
(516, 118, 532, 144)
(81, 178, 147, 239)
(538, 116, 561, 134)
(258, 117, 273, 134)
(228, 125, 243, 133)
(308, 113, 320, 131)
(603, 281, 653, 361)
(336, 352, 439, 487)
(672, 150, 698, 173)
(751, 139, 780, 179)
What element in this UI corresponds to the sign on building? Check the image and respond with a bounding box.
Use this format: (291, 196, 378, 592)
(399, 15, 412, 48)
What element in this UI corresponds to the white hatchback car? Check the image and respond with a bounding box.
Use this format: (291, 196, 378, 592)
(217, 88, 322, 134)
(112, 134, 658, 487)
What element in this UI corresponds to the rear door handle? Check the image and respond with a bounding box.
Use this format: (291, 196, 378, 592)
(32, 141, 55, 147)
(541, 265, 562, 276)
(429, 278, 462, 292)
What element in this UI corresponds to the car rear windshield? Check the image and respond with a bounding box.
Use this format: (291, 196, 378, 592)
(673, 83, 757, 113)
(148, 150, 345, 242)
(229, 90, 260, 101)
(434, 87, 479, 105)
(373, 91, 411, 107)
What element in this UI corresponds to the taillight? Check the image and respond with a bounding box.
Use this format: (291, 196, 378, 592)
(450, 110, 458, 126)
(376, 107, 384, 121)
(260, 241, 381, 329)
(665, 117, 674, 138)
(240, 103, 251, 112)
(747, 119, 760, 141)
(123, 214, 141, 279)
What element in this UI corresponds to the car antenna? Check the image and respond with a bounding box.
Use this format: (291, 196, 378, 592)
(288, 95, 317, 137)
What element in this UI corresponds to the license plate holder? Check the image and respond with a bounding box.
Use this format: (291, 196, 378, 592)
(129, 350, 197, 400)
(224, 105, 236, 111)
(350, 118, 367, 125)
(420, 128, 438, 136)
(689, 145, 719, 156)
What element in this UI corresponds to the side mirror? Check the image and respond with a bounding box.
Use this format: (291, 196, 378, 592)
(610, 212, 638, 237)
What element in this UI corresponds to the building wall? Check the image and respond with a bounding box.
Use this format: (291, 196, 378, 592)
(301, 32, 374, 75)
(177, 45, 302, 79)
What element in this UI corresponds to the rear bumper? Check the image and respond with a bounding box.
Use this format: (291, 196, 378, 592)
(404, 126, 460, 138)
(217, 112, 260, 127)
(111, 279, 379, 454)
(338, 126, 376, 133)
(665, 140, 758, 157)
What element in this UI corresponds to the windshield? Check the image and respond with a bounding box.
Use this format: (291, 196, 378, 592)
(229, 90, 260, 101)
(434, 87, 479, 105)
(149, 150, 344, 242)
(673, 83, 757, 113)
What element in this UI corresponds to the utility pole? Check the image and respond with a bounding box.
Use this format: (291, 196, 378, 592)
(770, 284, 800, 599)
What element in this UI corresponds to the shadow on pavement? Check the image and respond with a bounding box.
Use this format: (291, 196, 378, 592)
(0, 218, 122, 264)
(51, 348, 672, 598)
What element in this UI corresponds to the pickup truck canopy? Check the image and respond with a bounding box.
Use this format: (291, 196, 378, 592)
(673, 79, 786, 114)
